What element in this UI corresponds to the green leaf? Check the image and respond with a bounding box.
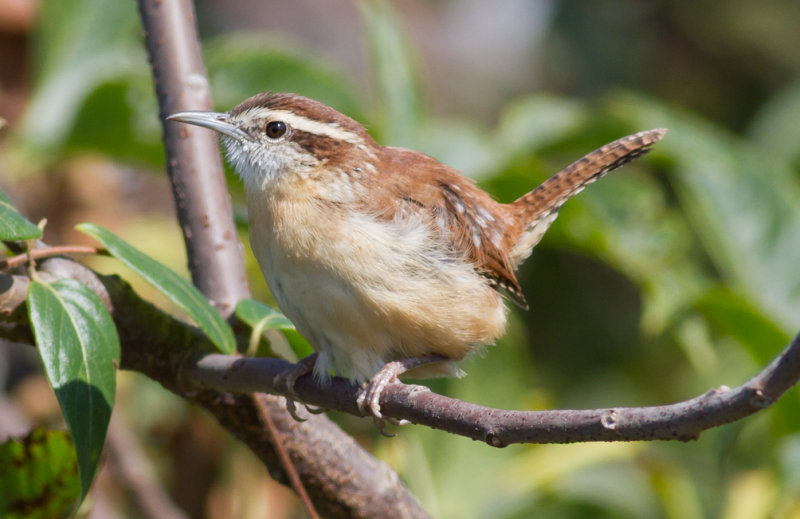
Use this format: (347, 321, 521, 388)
(27, 279, 120, 501)
(562, 166, 712, 337)
(16, 0, 145, 155)
(205, 34, 364, 121)
(695, 288, 790, 364)
(76, 223, 236, 354)
(748, 80, 800, 165)
(64, 77, 162, 166)
(0, 429, 81, 519)
(235, 298, 295, 330)
(235, 298, 313, 359)
(495, 95, 589, 159)
(0, 189, 43, 240)
(414, 119, 497, 180)
(358, 0, 422, 147)
(609, 94, 800, 334)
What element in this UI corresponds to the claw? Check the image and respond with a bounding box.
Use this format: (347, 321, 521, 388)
(357, 355, 445, 432)
(284, 397, 307, 422)
(272, 353, 318, 422)
(373, 415, 395, 437)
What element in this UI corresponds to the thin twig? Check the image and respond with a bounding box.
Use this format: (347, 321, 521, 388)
(106, 413, 189, 519)
(253, 395, 320, 519)
(1, 245, 103, 270)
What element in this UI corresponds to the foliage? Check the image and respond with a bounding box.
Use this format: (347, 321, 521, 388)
(27, 279, 119, 501)
(0, 429, 80, 519)
(235, 298, 314, 359)
(0, 189, 42, 241)
(78, 223, 236, 355)
(2, 0, 800, 517)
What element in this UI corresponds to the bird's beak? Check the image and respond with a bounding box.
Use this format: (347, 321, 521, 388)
(167, 111, 254, 141)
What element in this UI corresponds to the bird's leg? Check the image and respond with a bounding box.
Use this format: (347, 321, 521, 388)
(357, 355, 446, 435)
(273, 352, 318, 421)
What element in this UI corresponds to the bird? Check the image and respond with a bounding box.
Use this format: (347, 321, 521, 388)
(168, 92, 665, 427)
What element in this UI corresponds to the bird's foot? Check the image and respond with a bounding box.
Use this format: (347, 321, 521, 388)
(357, 355, 445, 436)
(273, 353, 319, 422)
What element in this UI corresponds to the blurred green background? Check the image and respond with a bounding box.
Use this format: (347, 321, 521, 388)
(1, 0, 800, 517)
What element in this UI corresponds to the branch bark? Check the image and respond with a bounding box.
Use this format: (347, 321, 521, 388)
(105, 414, 189, 519)
(134, 1, 430, 517)
(138, 0, 248, 314)
(5, 0, 796, 516)
(0, 260, 428, 519)
(3, 263, 799, 450)
(105, 268, 429, 519)
(181, 333, 800, 447)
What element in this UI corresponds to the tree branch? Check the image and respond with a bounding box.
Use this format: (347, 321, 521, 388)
(136, 0, 428, 517)
(138, 0, 248, 314)
(105, 413, 189, 519)
(6, 0, 791, 515)
(0, 257, 428, 519)
(182, 334, 800, 447)
(0, 245, 102, 270)
(3, 263, 799, 450)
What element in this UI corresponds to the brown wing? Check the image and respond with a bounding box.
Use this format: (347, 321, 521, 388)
(438, 180, 528, 309)
(363, 146, 528, 309)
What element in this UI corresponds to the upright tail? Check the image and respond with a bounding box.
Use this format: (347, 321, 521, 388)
(509, 128, 667, 264)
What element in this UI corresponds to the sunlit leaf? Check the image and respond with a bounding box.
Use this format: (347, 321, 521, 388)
(415, 119, 498, 180)
(0, 429, 80, 519)
(65, 78, 162, 165)
(235, 298, 312, 359)
(720, 470, 779, 519)
(235, 298, 295, 330)
(508, 443, 644, 492)
(27, 279, 119, 501)
(560, 161, 709, 336)
(647, 458, 706, 519)
(76, 223, 236, 354)
(0, 189, 42, 240)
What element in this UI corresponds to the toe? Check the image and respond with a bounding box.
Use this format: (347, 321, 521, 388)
(304, 404, 326, 414)
(373, 416, 395, 437)
(285, 398, 307, 422)
(368, 390, 384, 419)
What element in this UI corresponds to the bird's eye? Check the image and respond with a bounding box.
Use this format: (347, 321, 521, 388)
(265, 120, 288, 139)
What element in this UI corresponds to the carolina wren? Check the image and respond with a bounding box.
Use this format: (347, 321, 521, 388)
(168, 93, 665, 423)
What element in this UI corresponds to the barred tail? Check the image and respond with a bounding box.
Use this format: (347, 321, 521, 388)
(510, 128, 667, 263)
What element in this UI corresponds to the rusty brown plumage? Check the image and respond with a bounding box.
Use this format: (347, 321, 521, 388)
(352, 127, 666, 310)
(168, 92, 667, 423)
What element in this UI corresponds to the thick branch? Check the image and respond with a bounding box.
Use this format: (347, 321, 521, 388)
(136, 1, 428, 517)
(0, 261, 427, 519)
(182, 334, 800, 447)
(3, 263, 799, 451)
(138, 0, 248, 314)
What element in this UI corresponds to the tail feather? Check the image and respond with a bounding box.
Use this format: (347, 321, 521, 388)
(510, 128, 667, 264)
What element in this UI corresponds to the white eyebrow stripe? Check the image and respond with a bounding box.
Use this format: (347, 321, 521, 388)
(244, 108, 364, 144)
